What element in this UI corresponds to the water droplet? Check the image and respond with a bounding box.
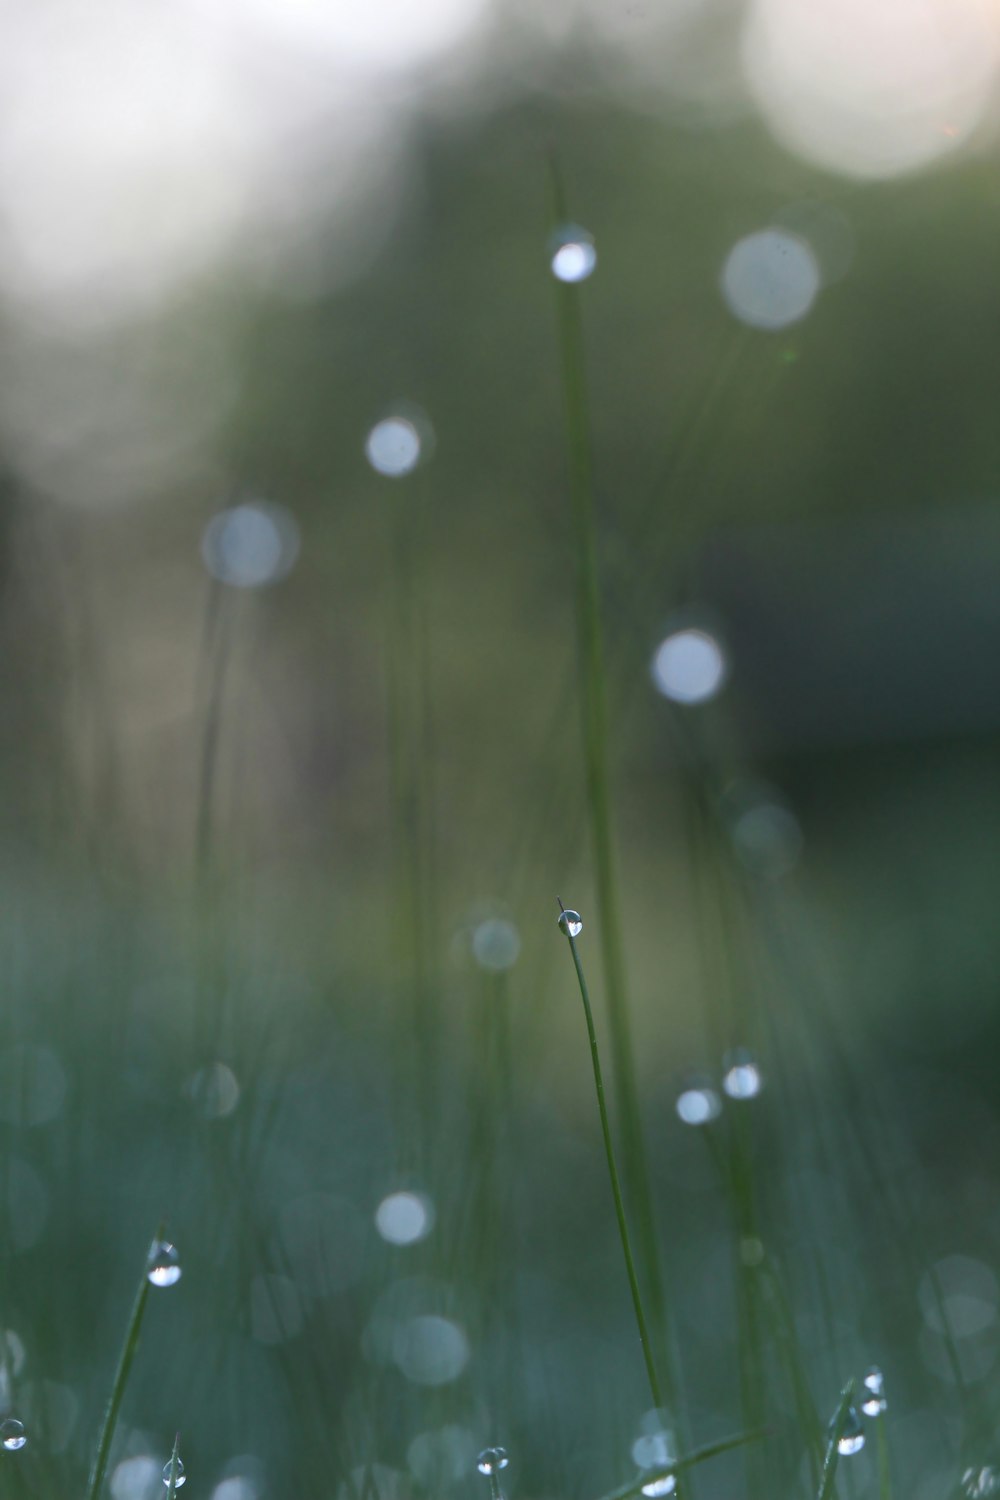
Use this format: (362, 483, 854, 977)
(557, 909, 583, 939)
(830, 1406, 865, 1456)
(375, 1191, 435, 1247)
(640, 1479, 676, 1498)
(201, 501, 299, 588)
(652, 627, 727, 705)
(550, 226, 597, 283)
(147, 1240, 182, 1288)
(722, 1049, 763, 1100)
(861, 1365, 887, 1416)
(477, 1448, 509, 1477)
(675, 1081, 721, 1126)
(365, 415, 422, 477)
(721, 229, 820, 330)
(163, 1458, 186, 1489)
(0, 1418, 26, 1451)
(963, 1467, 1000, 1498)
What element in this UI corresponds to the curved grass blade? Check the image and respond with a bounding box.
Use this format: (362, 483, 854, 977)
(558, 900, 662, 1409)
(594, 1427, 770, 1500)
(86, 1224, 164, 1500)
(817, 1380, 856, 1500)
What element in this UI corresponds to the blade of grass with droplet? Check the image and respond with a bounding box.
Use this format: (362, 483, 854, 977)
(164, 1433, 182, 1500)
(85, 1225, 164, 1500)
(593, 1426, 770, 1500)
(558, 903, 663, 1410)
(817, 1380, 855, 1500)
(548, 153, 679, 1419)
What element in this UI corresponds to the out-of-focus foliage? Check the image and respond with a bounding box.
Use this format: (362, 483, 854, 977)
(2, 6, 1000, 1500)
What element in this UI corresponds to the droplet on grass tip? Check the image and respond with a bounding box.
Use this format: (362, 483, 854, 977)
(550, 225, 596, 283)
(721, 229, 820, 330)
(963, 1467, 1000, 1498)
(675, 1081, 721, 1125)
(147, 1240, 182, 1287)
(163, 1457, 186, 1489)
(830, 1406, 865, 1456)
(477, 1448, 509, 1476)
(557, 909, 583, 938)
(861, 1365, 887, 1416)
(651, 627, 727, 705)
(722, 1049, 763, 1100)
(201, 501, 299, 588)
(375, 1190, 435, 1246)
(365, 415, 423, 477)
(640, 1478, 676, 1498)
(0, 1418, 26, 1451)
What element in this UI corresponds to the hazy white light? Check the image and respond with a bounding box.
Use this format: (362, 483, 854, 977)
(220, 0, 490, 75)
(743, 0, 999, 180)
(0, 4, 254, 321)
(184, 1062, 240, 1119)
(111, 1457, 161, 1500)
(201, 502, 300, 588)
(365, 417, 422, 477)
(376, 1191, 435, 1246)
(550, 226, 597, 283)
(652, 628, 727, 705)
(394, 1314, 469, 1385)
(212, 1481, 258, 1500)
(471, 918, 521, 973)
(675, 1086, 721, 1126)
(721, 230, 820, 330)
(0, 1046, 67, 1126)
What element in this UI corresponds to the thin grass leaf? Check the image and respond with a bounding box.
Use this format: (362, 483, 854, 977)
(558, 901, 662, 1409)
(876, 1417, 893, 1500)
(594, 1427, 770, 1500)
(817, 1380, 856, 1500)
(85, 1224, 165, 1500)
(164, 1433, 182, 1500)
(548, 153, 678, 1414)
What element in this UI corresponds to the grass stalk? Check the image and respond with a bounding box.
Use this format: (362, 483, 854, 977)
(548, 155, 676, 1408)
(558, 901, 662, 1410)
(164, 1433, 182, 1500)
(817, 1380, 855, 1500)
(86, 1226, 164, 1500)
(875, 1415, 893, 1500)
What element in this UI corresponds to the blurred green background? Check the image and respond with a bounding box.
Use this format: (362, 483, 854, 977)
(2, 2, 1000, 1500)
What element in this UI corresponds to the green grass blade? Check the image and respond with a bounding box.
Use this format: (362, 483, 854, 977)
(164, 1433, 182, 1500)
(559, 905, 662, 1409)
(876, 1416, 893, 1500)
(817, 1380, 855, 1500)
(548, 153, 677, 1412)
(85, 1226, 163, 1500)
(594, 1427, 770, 1500)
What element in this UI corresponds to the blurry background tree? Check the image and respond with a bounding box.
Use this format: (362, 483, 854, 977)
(1, 3, 1000, 1500)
